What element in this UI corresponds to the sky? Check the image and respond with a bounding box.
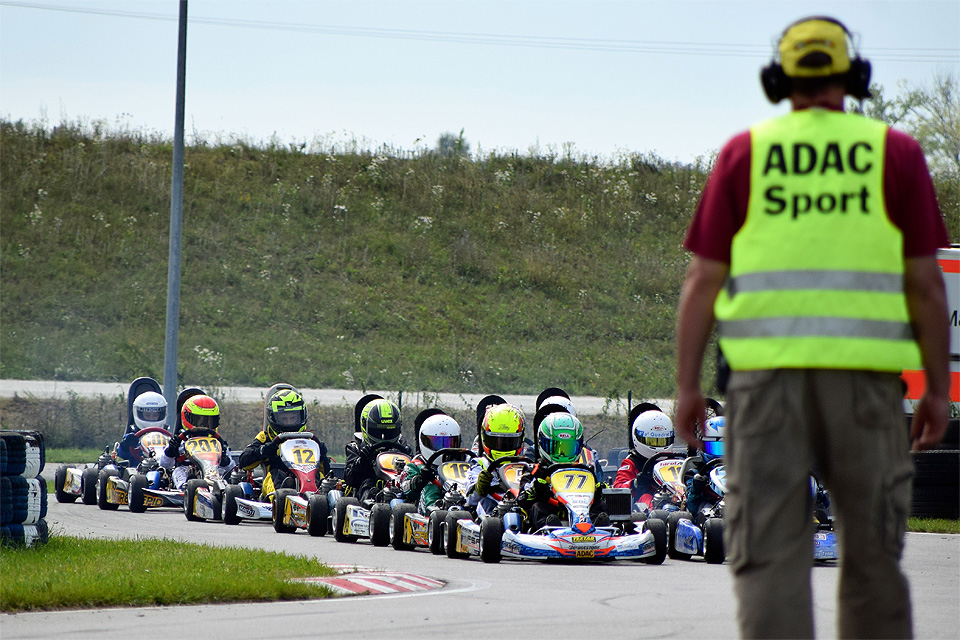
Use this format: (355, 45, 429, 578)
(1, 1, 958, 164)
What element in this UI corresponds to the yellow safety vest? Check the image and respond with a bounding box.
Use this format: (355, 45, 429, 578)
(714, 109, 920, 372)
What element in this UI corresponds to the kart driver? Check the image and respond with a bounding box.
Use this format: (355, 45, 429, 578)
(238, 385, 330, 499)
(612, 403, 677, 512)
(342, 397, 412, 504)
(117, 391, 168, 463)
(399, 409, 463, 514)
(158, 394, 236, 490)
(465, 402, 526, 518)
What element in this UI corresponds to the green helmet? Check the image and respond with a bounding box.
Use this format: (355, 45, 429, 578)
(265, 387, 307, 440)
(361, 399, 402, 445)
(538, 412, 584, 465)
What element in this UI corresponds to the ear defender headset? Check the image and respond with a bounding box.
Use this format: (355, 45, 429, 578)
(760, 16, 872, 103)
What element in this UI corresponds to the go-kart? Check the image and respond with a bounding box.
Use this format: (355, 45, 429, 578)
(451, 458, 666, 564)
(329, 441, 411, 544)
(812, 476, 838, 561)
(639, 451, 689, 520)
(98, 427, 184, 512)
(55, 376, 162, 505)
(180, 429, 230, 522)
(390, 448, 478, 553)
(260, 432, 331, 535)
(667, 457, 726, 564)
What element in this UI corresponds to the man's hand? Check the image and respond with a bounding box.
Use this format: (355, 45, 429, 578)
(910, 391, 949, 451)
(674, 390, 706, 451)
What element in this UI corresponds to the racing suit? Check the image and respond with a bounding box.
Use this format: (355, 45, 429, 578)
(158, 434, 236, 491)
(612, 450, 658, 511)
(238, 430, 330, 499)
(517, 464, 608, 531)
(342, 433, 412, 504)
(399, 454, 443, 514)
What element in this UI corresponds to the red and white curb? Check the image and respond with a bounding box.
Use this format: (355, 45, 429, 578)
(296, 565, 445, 596)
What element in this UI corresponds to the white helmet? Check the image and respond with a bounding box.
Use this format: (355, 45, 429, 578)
(133, 392, 167, 431)
(538, 395, 576, 417)
(419, 413, 462, 465)
(631, 409, 674, 458)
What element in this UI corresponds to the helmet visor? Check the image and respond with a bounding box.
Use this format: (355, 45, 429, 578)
(139, 407, 166, 422)
(539, 432, 583, 463)
(639, 435, 673, 448)
(703, 440, 724, 457)
(421, 433, 461, 452)
(483, 432, 522, 455)
(275, 409, 304, 427)
(187, 413, 220, 430)
(366, 424, 400, 443)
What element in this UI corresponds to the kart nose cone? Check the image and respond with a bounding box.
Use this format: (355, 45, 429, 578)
(574, 522, 592, 533)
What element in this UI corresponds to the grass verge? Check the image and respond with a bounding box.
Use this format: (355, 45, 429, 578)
(0, 535, 338, 611)
(45, 448, 103, 464)
(907, 517, 960, 534)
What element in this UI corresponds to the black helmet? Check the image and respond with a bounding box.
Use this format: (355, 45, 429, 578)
(361, 398, 402, 445)
(265, 387, 307, 440)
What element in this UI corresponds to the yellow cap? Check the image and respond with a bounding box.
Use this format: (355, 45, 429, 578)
(779, 18, 851, 77)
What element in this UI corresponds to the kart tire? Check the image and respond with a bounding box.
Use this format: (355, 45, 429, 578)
(0, 478, 11, 525)
(649, 509, 670, 522)
(333, 496, 359, 543)
(97, 469, 120, 511)
(369, 503, 392, 547)
(273, 488, 297, 533)
(223, 484, 243, 525)
(184, 479, 204, 522)
(667, 511, 693, 560)
(54, 465, 78, 504)
(479, 516, 504, 564)
(444, 510, 470, 559)
(704, 517, 725, 565)
(128, 473, 147, 513)
(391, 503, 417, 551)
(307, 493, 329, 537)
(81, 467, 99, 505)
(0, 433, 26, 476)
(642, 516, 667, 565)
(428, 509, 448, 555)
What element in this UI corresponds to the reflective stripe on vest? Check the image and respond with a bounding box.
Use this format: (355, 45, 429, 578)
(714, 110, 920, 372)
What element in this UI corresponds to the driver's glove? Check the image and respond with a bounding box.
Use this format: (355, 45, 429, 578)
(475, 468, 493, 496)
(163, 439, 180, 458)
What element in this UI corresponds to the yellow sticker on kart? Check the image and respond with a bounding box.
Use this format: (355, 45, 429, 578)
(654, 460, 683, 485)
(184, 436, 222, 461)
(575, 549, 596, 558)
(571, 535, 596, 543)
(550, 469, 595, 494)
(439, 461, 470, 482)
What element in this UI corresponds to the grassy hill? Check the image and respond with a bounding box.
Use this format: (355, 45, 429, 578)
(1, 117, 957, 444)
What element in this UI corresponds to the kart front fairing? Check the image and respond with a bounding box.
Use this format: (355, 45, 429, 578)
(500, 523, 658, 560)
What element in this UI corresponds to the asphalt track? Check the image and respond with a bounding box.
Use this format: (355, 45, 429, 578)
(2, 500, 958, 639)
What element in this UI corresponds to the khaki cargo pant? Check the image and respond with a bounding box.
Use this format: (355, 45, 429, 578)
(725, 369, 914, 639)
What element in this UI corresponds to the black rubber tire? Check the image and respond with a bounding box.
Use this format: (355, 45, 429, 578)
(223, 484, 243, 525)
(273, 488, 297, 533)
(81, 467, 99, 505)
(0, 520, 49, 548)
(184, 479, 204, 522)
(642, 517, 667, 565)
(54, 465, 78, 504)
(391, 503, 417, 550)
(128, 474, 147, 513)
(0, 477, 11, 525)
(333, 496, 359, 542)
(667, 511, 693, 560)
(307, 493, 329, 537)
(369, 503, 392, 546)
(444, 510, 470, 559)
(704, 517, 725, 564)
(97, 469, 120, 511)
(428, 509, 448, 555)
(0, 434, 26, 476)
(479, 516, 504, 564)
(649, 508, 670, 522)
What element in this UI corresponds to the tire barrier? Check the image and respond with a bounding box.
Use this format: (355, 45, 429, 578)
(911, 449, 960, 520)
(1, 430, 49, 548)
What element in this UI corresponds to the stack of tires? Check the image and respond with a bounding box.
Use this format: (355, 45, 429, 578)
(1, 430, 49, 547)
(911, 419, 960, 520)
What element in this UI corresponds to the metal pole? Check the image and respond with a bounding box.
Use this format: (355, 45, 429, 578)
(163, 0, 188, 427)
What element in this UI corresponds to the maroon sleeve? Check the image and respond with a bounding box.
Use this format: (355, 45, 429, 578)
(683, 131, 752, 263)
(884, 128, 950, 257)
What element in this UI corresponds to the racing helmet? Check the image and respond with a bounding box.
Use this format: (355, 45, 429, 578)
(537, 392, 576, 417)
(631, 409, 675, 458)
(181, 394, 220, 431)
(265, 387, 308, 440)
(361, 398, 402, 445)
(133, 391, 167, 431)
(419, 413, 462, 465)
(480, 404, 525, 461)
(700, 415, 726, 460)
(538, 412, 584, 465)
